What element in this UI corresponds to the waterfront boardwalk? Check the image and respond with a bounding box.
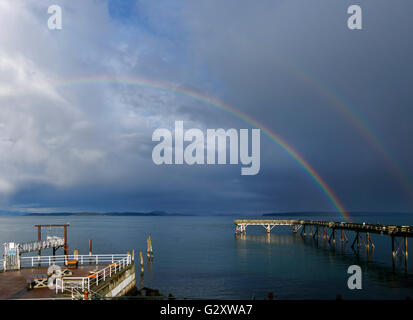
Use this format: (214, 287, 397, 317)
(0, 253, 135, 299)
(234, 219, 413, 270)
(1, 224, 137, 300)
(0, 264, 98, 299)
(234, 219, 413, 237)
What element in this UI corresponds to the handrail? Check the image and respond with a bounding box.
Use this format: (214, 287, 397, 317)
(234, 219, 413, 236)
(15, 237, 65, 254)
(55, 255, 132, 296)
(20, 254, 129, 268)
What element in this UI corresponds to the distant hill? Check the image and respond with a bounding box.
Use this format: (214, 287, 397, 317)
(23, 211, 191, 217)
(0, 210, 409, 217)
(262, 211, 412, 217)
(0, 211, 26, 216)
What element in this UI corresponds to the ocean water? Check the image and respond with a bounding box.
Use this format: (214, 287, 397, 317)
(1, 214, 413, 299)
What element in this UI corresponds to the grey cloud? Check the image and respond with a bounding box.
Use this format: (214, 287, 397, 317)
(1, 1, 412, 213)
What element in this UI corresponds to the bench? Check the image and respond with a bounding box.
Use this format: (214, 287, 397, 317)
(65, 260, 79, 268)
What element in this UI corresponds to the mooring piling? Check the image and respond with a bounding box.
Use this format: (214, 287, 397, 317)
(147, 236, 154, 259)
(139, 250, 144, 275)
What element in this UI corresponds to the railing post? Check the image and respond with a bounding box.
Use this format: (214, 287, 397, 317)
(112, 255, 114, 263)
(103, 268, 106, 281)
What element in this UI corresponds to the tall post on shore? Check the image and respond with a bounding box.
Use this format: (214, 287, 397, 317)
(64, 225, 68, 256)
(343, 231, 349, 243)
(147, 236, 153, 259)
(147, 237, 150, 258)
(366, 233, 370, 249)
(37, 226, 41, 265)
(89, 239, 92, 264)
(139, 251, 144, 275)
(392, 235, 396, 271)
(356, 232, 360, 248)
(313, 226, 319, 239)
(405, 236, 408, 272)
(351, 233, 357, 250)
(328, 228, 335, 245)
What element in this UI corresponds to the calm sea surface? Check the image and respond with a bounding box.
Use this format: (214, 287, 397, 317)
(1, 213, 413, 299)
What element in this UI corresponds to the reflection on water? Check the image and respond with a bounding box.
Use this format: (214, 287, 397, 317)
(235, 232, 413, 293)
(0, 215, 412, 299)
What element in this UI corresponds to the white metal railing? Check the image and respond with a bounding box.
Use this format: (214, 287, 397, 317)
(55, 254, 132, 295)
(20, 253, 129, 268)
(18, 236, 65, 254)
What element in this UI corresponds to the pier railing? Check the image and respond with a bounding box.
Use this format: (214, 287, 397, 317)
(20, 253, 129, 268)
(234, 219, 413, 236)
(55, 254, 132, 294)
(234, 219, 412, 271)
(19, 236, 65, 254)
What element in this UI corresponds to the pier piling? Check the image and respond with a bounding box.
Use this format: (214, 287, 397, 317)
(405, 237, 409, 271)
(147, 236, 154, 259)
(234, 219, 412, 269)
(392, 235, 396, 270)
(139, 251, 144, 275)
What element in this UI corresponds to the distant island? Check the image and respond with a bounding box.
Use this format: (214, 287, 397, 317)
(262, 211, 412, 217)
(0, 210, 409, 217)
(23, 211, 191, 217)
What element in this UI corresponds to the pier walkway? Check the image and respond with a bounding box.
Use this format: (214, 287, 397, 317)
(0, 253, 133, 299)
(234, 219, 413, 270)
(17, 236, 65, 254)
(2, 237, 66, 271)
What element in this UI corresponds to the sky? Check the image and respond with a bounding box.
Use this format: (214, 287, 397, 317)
(0, 0, 412, 215)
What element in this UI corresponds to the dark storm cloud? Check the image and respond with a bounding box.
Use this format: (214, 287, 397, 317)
(2, 1, 413, 214)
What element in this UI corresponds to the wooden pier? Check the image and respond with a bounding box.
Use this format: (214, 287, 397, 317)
(234, 219, 413, 271)
(1, 224, 137, 299)
(0, 253, 135, 299)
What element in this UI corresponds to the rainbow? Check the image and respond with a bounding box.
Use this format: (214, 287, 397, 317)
(281, 60, 413, 206)
(55, 75, 350, 221)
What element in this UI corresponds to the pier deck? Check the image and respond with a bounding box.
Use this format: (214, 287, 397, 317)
(234, 219, 413, 271)
(0, 253, 134, 299)
(0, 265, 99, 299)
(234, 219, 413, 237)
